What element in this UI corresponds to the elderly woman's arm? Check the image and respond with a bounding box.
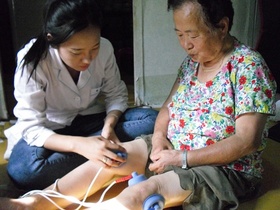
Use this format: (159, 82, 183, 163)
(187, 112, 268, 167)
(150, 79, 180, 158)
(149, 112, 268, 173)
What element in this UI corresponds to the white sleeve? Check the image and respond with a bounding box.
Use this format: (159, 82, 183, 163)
(8, 48, 55, 147)
(99, 39, 128, 113)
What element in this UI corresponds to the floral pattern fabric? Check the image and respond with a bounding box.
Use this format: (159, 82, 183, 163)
(167, 39, 276, 178)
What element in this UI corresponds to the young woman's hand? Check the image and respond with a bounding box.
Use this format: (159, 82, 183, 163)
(101, 126, 120, 143)
(102, 111, 122, 143)
(75, 136, 126, 168)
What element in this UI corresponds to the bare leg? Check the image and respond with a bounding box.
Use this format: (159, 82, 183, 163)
(95, 171, 192, 210)
(0, 139, 148, 210)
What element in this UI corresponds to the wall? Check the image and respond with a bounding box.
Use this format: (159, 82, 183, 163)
(133, 0, 260, 108)
(257, 0, 280, 93)
(0, 0, 44, 119)
(133, 0, 185, 107)
(9, 0, 44, 55)
(231, 0, 260, 48)
(0, 53, 8, 119)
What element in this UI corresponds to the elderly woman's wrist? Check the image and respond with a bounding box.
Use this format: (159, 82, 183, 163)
(182, 149, 190, 169)
(152, 132, 167, 140)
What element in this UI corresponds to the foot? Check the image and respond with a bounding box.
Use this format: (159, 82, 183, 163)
(0, 197, 36, 210)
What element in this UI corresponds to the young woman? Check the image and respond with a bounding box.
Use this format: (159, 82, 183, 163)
(4, 0, 158, 191)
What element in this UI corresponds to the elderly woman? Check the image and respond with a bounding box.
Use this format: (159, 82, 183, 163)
(0, 0, 276, 209)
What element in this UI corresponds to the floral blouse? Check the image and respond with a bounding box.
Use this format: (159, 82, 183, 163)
(167, 39, 276, 178)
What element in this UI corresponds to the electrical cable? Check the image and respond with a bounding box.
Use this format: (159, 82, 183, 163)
(20, 167, 133, 209)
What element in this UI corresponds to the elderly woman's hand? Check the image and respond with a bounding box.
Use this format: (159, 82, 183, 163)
(149, 149, 181, 174)
(150, 135, 173, 158)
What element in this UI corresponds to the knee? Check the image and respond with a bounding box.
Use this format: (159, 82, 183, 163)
(127, 107, 159, 120)
(118, 180, 159, 209)
(132, 177, 160, 201)
(140, 108, 158, 125)
(145, 108, 159, 119)
(7, 157, 45, 190)
(7, 161, 32, 189)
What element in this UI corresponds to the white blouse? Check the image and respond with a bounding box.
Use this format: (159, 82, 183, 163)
(4, 37, 128, 159)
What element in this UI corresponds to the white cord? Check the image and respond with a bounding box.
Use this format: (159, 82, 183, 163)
(21, 190, 85, 210)
(74, 167, 103, 209)
(20, 167, 116, 209)
(97, 181, 116, 203)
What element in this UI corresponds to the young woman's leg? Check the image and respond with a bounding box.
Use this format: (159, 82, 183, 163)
(7, 113, 106, 190)
(96, 171, 192, 210)
(7, 109, 157, 191)
(7, 139, 88, 190)
(115, 108, 158, 141)
(1, 138, 149, 210)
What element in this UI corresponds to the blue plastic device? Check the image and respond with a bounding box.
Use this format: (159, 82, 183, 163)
(128, 172, 165, 210)
(115, 151, 127, 159)
(110, 151, 127, 167)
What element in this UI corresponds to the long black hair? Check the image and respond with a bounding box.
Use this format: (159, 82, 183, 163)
(22, 0, 103, 77)
(167, 0, 234, 31)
